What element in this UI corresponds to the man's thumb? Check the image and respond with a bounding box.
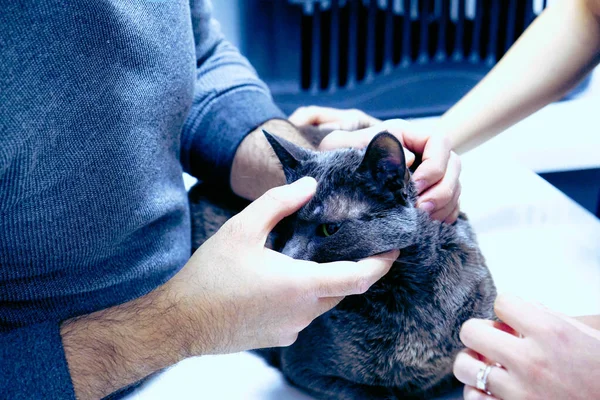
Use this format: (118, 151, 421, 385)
(236, 177, 317, 243)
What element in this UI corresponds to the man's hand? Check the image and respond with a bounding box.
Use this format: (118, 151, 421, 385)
(453, 294, 600, 400)
(169, 176, 398, 354)
(290, 106, 461, 223)
(62, 178, 397, 399)
(289, 106, 381, 131)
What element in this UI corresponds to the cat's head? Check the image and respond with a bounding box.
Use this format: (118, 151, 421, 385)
(264, 130, 419, 263)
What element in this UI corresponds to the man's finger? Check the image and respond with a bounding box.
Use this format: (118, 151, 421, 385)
(233, 177, 317, 243)
(289, 106, 380, 129)
(319, 128, 415, 166)
(307, 250, 399, 297)
(320, 123, 403, 150)
(289, 106, 338, 126)
(319, 129, 370, 150)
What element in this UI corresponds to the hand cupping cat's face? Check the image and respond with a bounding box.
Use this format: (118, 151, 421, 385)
(264, 130, 419, 263)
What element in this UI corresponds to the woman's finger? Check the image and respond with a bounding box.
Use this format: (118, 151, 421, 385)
(472, 318, 522, 337)
(454, 349, 513, 400)
(443, 203, 461, 224)
(430, 182, 461, 222)
(460, 318, 523, 368)
(416, 152, 461, 215)
(494, 294, 559, 338)
(410, 134, 453, 194)
(463, 384, 499, 400)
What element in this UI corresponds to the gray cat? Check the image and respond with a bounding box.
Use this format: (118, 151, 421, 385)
(189, 130, 497, 400)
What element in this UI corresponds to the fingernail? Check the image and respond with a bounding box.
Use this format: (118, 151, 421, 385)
(414, 180, 427, 193)
(418, 201, 435, 213)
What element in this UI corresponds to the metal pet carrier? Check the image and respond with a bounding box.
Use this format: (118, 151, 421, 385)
(240, 0, 587, 118)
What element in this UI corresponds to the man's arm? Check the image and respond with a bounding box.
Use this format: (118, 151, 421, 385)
(439, 0, 600, 153)
(52, 181, 397, 399)
(575, 315, 600, 331)
(59, 284, 187, 399)
(230, 119, 328, 200)
(180, 1, 288, 195)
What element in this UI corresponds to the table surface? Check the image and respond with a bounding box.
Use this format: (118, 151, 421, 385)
(130, 148, 600, 400)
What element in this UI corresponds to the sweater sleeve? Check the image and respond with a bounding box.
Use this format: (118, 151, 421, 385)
(0, 322, 76, 399)
(181, 0, 286, 188)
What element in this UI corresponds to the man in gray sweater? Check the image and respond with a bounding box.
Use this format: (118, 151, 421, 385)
(0, 1, 459, 398)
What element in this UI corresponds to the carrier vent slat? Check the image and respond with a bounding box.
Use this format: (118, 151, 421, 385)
(486, 0, 500, 66)
(365, 0, 377, 80)
(295, 0, 546, 91)
(401, 0, 412, 65)
(452, 0, 465, 61)
(311, 3, 321, 92)
(347, 0, 358, 87)
(504, 0, 517, 52)
(525, 0, 536, 26)
(434, 0, 448, 62)
(418, 0, 429, 63)
(469, 0, 483, 63)
(329, 0, 340, 91)
(384, 0, 395, 72)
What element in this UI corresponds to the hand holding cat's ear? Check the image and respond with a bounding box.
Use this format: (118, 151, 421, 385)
(235, 176, 317, 243)
(172, 178, 397, 353)
(319, 119, 461, 223)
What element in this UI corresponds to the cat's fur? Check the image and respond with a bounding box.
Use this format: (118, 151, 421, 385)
(189, 131, 496, 400)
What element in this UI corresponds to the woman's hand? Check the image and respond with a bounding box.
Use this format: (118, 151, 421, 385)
(453, 294, 600, 400)
(290, 106, 461, 223)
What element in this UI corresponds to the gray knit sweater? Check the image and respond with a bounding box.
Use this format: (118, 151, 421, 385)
(0, 1, 284, 397)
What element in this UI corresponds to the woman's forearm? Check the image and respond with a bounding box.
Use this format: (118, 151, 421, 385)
(440, 0, 600, 154)
(575, 314, 600, 331)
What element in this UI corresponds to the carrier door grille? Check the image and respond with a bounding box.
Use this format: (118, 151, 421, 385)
(295, 0, 546, 91)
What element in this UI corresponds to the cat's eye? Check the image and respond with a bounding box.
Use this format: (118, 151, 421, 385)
(319, 223, 341, 237)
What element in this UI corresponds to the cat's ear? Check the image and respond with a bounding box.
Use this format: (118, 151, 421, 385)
(358, 131, 411, 200)
(263, 129, 311, 182)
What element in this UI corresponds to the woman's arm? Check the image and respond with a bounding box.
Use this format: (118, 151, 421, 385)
(575, 314, 600, 331)
(440, 0, 600, 154)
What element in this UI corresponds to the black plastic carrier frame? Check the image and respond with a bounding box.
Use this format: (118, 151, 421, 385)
(241, 0, 587, 118)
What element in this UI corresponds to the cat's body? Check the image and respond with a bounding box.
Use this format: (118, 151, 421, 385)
(189, 131, 496, 399)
